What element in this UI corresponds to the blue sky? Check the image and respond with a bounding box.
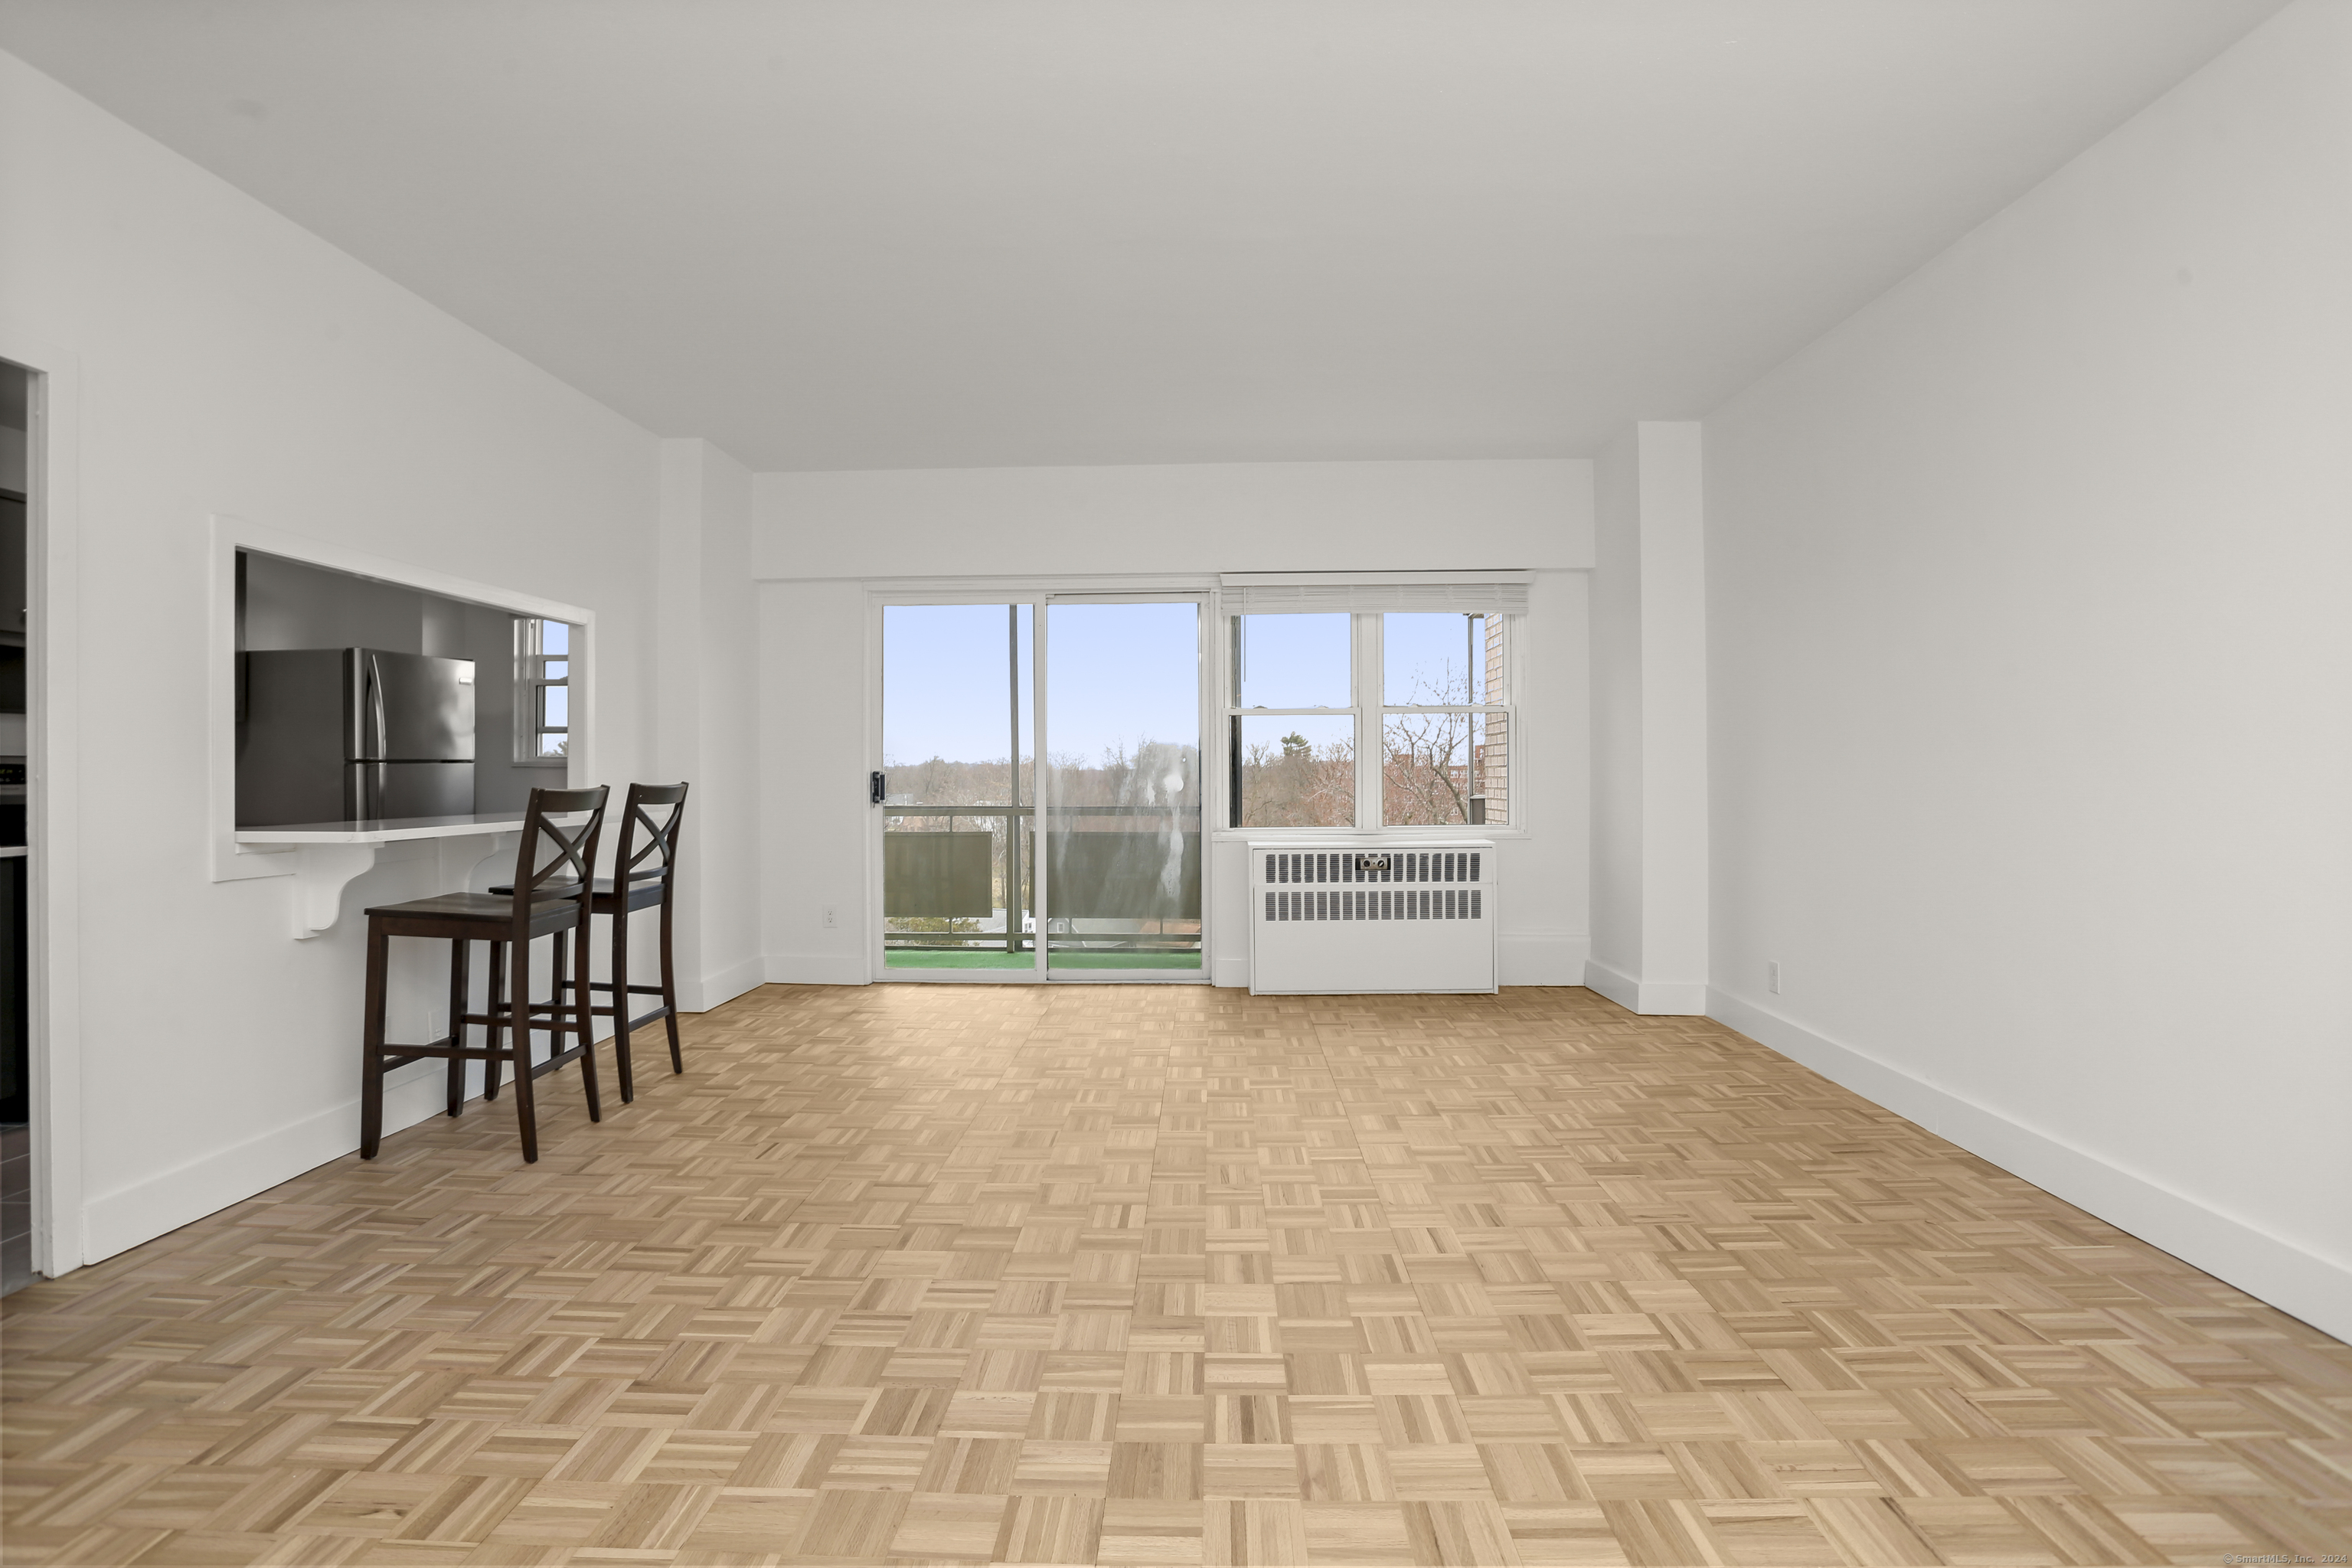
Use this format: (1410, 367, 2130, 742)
(884, 602, 1199, 766)
(883, 604, 1030, 766)
(1046, 603, 1199, 763)
(882, 604, 1485, 767)
(1237, 613, 1348, 708)
(1383, 612, 1486, 704)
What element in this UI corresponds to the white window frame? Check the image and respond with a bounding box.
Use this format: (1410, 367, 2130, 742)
(515, 616, 571, 767)
(1377, 610, 1512, 829)
(1220, 606, 1521, 836)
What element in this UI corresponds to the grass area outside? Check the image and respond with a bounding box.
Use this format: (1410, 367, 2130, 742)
(884, 950, 1037, 969)
(884, 949, 1204, 972)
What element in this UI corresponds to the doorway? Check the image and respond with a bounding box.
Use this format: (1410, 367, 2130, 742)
(876, 596, 1204, 981)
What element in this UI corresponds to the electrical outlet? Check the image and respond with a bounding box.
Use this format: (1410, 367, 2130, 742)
(1767, 961, 1782, 995)
(821, 906, 838, 929)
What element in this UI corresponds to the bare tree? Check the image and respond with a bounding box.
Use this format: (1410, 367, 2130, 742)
(1382, 708, 1477, 825)
(1236, 730, 1354, 827)
(1380, 658, 1499, 826)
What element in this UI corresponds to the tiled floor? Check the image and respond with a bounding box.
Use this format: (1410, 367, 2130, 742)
(1, 984, 2347, 1566)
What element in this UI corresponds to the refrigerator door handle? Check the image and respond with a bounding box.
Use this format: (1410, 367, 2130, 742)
(365, 654, 388, 762)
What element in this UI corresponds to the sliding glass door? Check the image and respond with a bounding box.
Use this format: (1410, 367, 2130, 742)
(879, 604, 1034, 970)
(877, 596, 1203, 980)
(1043, 600, 1203, 974)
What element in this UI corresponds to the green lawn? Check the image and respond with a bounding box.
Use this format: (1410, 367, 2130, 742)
(884, 949, 1037, 970)
(884, 949, 1202, 972)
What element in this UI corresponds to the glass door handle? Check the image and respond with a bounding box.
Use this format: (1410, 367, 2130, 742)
(870, 771, 886, 805)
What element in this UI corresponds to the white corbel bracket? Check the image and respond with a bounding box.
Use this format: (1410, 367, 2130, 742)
(289, 843, 380, 939)
(236, 816, 554, 940)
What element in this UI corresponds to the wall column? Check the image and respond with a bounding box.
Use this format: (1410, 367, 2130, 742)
(655, 437, 763, 1012)
(1586, 421, 1708, 1013)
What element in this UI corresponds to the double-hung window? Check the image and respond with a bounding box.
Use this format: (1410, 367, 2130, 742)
(1228, 612, 1358, 828)
(1224, 581, 1522, 831)
(1380, 611, 1509, 826)
(517, 617, 571, 763)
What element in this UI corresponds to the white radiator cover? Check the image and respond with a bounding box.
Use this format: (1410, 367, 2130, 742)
(1247, 839, 1498, 995)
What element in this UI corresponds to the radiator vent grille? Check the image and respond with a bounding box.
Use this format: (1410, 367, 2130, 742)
(1263, 887, 1482, 922)
(1265, 851, 1479, 886)
(1248, 838, 1495, 994)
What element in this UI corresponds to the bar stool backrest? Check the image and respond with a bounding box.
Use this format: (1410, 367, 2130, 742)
(511, 785, 610, 939)
(616, 782, 689, 897)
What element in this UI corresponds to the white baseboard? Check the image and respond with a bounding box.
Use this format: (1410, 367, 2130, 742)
(1500, 930, 1590, 987)
(1583, 957, 1640, 1011)
(78, 955, 769, 1268)
(681, 955, 766, 1014)
(1708, 986, 2352, 1344)
(765, 951, 871, 986)
(1583, 956, 1708, 1015)
(83, 1060, 463, 1265)
(1210, 934, 1590, 993)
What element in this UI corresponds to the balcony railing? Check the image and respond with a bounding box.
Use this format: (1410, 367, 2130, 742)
(882, 803, 1202, 956)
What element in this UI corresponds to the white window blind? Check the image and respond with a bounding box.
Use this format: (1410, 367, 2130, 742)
(1220, 571, 1531, 616)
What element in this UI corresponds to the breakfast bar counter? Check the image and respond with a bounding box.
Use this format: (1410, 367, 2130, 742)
(236, 812, 578, 939)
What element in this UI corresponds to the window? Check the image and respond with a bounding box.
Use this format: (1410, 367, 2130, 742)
(1227, 607, 1513, 829)
(1382, 612, 1508, 826)
(517, 617, 571, 763)
(1230, 613, 1355, 827)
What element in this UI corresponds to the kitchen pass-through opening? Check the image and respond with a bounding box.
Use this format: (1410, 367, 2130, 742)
(233, 550, 574, 826)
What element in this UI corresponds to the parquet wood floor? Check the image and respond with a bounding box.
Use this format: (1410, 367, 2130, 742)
(4, 985, 2347, 1567)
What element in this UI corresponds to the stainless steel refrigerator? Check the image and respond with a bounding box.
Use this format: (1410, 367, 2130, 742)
(237, 648, 476, 826)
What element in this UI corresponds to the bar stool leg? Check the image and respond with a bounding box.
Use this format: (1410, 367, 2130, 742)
(559, 928, 603, 1122)
(446, 939, 471, 1119)
(509, 936, 538, 1162)
(659, 896, 684, 1075)
(611, 903, 636, 1104)
(360, 917, 390, 1160)
(482, 941, 507, 1101)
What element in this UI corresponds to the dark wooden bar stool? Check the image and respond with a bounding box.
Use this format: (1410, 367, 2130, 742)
(491, 782, 688, 1103)
(358, 786, 609, 1163)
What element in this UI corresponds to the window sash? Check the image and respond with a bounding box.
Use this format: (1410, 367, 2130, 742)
(517, 619, 572, 763)
(1225, 609, 1515, 831)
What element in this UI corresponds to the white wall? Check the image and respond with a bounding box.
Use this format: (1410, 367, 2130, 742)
(1702, 0, 2352, 1339)
(754, 459, 1593, 988)
(1588, 436, 1643, 985)
(754, 461, 1592, 580)
(759, 577, 871, 985)
(1587, 423, 1710, 1014)
(0, 51, 672, 1267)
(656, 438, 764, 1011)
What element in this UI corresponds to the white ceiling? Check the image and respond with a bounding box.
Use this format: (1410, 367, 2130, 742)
(0, 0, 2284, 471)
